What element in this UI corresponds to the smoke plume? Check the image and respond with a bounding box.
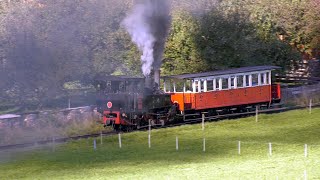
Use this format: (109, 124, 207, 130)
(122, 0, 171, 76)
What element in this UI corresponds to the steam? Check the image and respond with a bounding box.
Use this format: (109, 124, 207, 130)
(122, 0, 171, 76)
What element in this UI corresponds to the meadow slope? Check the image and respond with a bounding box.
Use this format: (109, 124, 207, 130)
(1, 108, 320, 179)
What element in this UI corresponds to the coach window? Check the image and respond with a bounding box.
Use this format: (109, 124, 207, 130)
(207, 79, 213, 91)
(237, 75, 243, 88)
(198, 80, 202, 92)
(183, 80, 192, 92)
(267, 71, 271, 84)
(252, 74, 259, 86)
(261, 72, 267, 85)
(218, 78, 222, 90)
(244, 74, 251, 87)
(222, 77, 229, 90)
(230, 76, 237, 89)
(119, 81, 125, 92)
(258, 73, 262, 85)
(212, 78, 219, 91)
(202, 80, 208, 92)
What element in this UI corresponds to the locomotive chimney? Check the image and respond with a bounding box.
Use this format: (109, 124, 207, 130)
(145, 75, 153, 90)
(154, 69, 160, 89)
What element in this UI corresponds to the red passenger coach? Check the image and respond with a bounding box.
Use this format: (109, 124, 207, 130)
(163, 66, 281, 115)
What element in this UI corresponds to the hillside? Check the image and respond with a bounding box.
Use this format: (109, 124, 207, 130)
(1, 108, 320, 179)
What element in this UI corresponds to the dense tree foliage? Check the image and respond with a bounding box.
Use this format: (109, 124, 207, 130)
(0, 0, 319, 108)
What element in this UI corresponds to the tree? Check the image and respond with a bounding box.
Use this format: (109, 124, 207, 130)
(162, 11, 208, 76)
(0, 0, 133, 107)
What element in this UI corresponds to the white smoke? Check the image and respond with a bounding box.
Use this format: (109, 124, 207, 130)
(122, 0, 171, 76)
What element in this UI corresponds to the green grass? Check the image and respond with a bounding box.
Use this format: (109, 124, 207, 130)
(1, 108, 320, 179)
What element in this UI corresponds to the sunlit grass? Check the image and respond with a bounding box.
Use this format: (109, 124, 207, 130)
(1, 108, 320, 179)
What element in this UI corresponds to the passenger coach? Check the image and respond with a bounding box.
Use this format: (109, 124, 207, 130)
(163, 66, 281, 115)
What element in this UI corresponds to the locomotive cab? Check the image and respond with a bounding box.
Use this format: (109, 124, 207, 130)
(94, 75, 145, 129)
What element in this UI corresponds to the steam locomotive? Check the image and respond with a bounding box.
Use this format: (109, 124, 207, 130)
(95, 66, 281, 131)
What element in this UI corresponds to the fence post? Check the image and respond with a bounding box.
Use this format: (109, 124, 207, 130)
(255, 106, 258, 122)
(52, 137, 55, 152)
(309, 99, 312, 114)
(202, 113, 205, 131)
(238, 141, 241, 155)
(304, 170, 307, 180)
(269, 142, 272, 156)
(305, 144, 308, 158)
(93, 139, 97, 150)
(118, 133, 122, 148)
(100, 131, 103, 145)
(148, 133, 151, 149)
(148, 119, 151, 148)
(203, 138, 206, 152)
(176, 136, 179, 151)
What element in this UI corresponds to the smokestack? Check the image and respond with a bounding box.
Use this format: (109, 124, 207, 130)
(145, 75, 153, 90)
(154, 69, 160, 89)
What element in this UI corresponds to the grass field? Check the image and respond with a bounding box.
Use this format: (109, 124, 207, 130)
(1, 108, 320, 179)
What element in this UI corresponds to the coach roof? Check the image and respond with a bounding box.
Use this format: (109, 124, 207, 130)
(163, 66, 280, 80)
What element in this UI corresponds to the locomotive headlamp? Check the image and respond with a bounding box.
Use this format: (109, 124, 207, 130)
(107, 101, 113, 109)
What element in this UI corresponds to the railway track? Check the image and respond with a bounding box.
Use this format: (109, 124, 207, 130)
(0, 131, 117, 151)
(1, 104, 319, 151)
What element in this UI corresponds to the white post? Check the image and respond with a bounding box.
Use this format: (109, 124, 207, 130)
(256, 106, 258, 122)
(100, 131, 103, 145)
(93, 139, 97, 150)
(269, 142, 272, 156)
(309, 99, 312, 114)
(238, 141, 241, 155)
(118, 133, 122, 148)
(202, 113, 205, 131)
(305, 144, 308, 157)
(176, 136, 179, 151)
(148, 119, 151, 148)
(52, 137, 55, 152)
(203, 138, 206, 152)
(148, 133, 151, 148)
(304, 170, 307, 180)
